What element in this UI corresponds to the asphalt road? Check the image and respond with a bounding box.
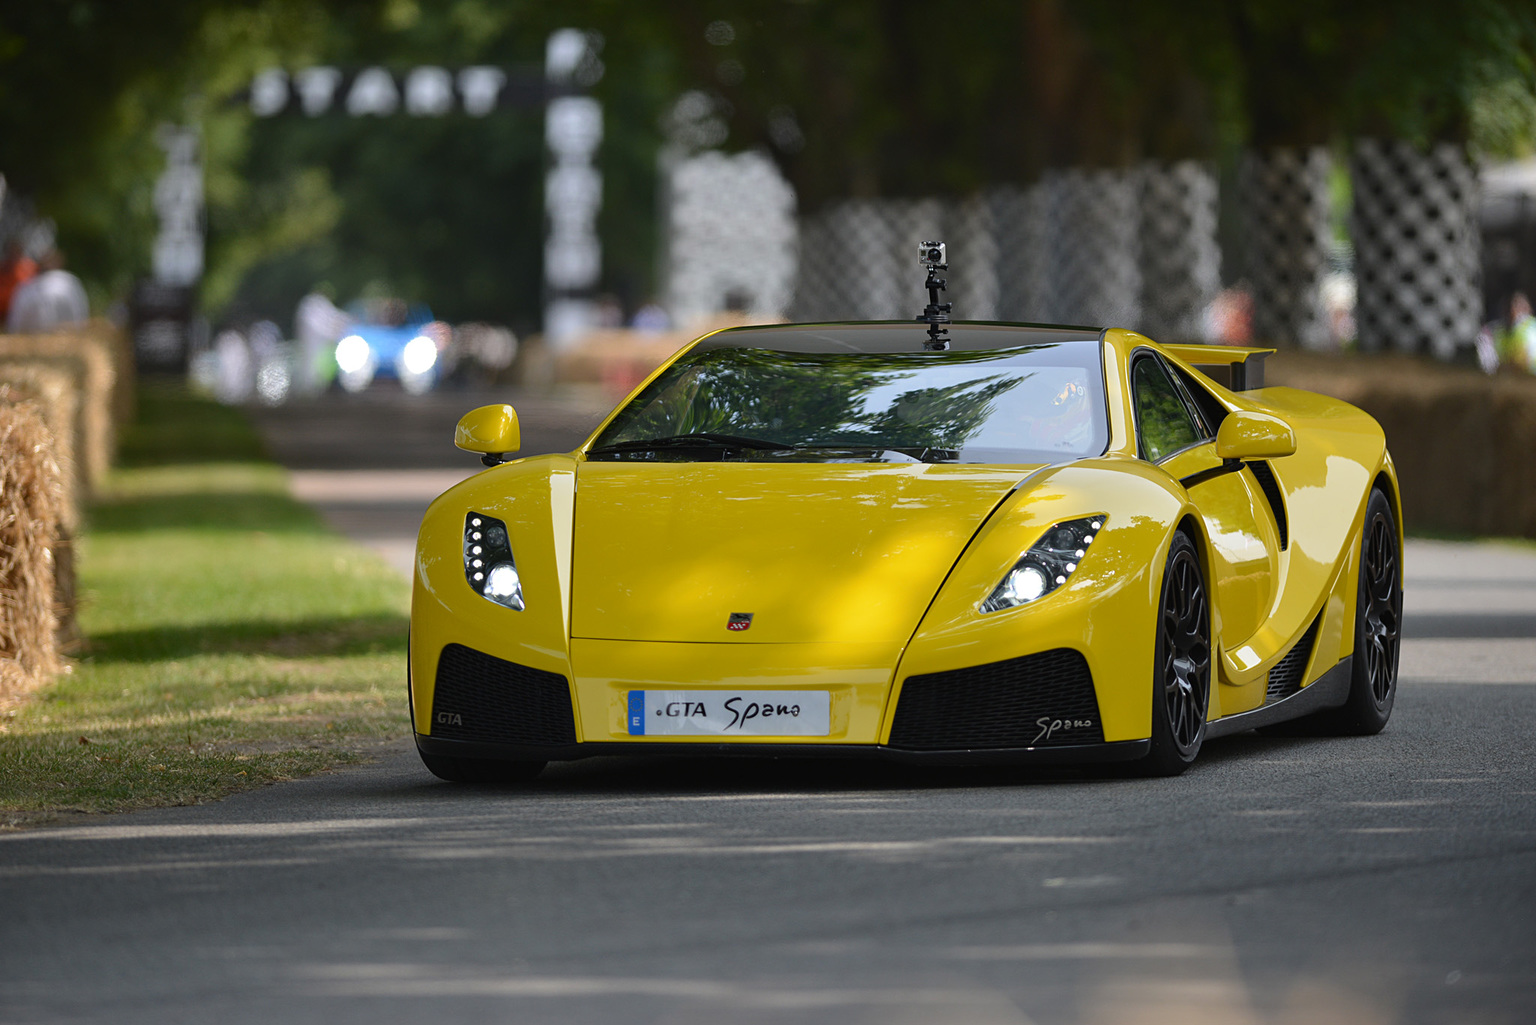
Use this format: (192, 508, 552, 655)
(1, 386, 1533, 1025)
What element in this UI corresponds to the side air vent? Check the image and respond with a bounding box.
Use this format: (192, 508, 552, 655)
(1266, 615, 1320, 702)
(889, 648, 1103, 750)
(1246, 460, 1289, 550)
(430, 644, 576, 745)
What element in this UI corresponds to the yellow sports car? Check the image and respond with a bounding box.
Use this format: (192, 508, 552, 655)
(409, 322, 1401, 780)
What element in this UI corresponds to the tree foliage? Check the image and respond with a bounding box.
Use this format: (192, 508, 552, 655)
(4, 0, 1536, 326)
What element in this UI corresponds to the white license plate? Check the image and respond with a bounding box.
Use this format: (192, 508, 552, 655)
(627, 690, 830, 737)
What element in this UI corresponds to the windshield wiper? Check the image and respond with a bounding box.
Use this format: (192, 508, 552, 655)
(785, 445, 958, 463)
(589, 432, 795, 454)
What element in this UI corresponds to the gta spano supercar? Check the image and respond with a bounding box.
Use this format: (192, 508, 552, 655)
(409, 322, 1402, 780)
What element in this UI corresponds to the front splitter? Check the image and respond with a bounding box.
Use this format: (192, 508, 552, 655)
(415, 734, 1151, 766)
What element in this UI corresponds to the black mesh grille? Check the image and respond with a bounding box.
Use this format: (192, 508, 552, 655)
(1246, 461, 1289, 550)
(1266, 615, 1320, 702)
(430, 644, 576, 745)
(889, 648, 1103, 750)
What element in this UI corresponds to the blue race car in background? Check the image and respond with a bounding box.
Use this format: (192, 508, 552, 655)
(334, 299, 448, 395)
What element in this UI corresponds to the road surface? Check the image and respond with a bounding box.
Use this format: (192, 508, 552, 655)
(1, 386, 1532, 1025)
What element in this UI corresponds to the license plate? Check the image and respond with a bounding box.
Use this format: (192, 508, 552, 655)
(627, 690, 830, 737)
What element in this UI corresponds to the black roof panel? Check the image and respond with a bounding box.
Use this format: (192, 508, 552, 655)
(699, 321, 1103, 355)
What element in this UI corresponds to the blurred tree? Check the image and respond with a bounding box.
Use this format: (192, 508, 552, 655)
(7, 0, 1534, 331)
(0, 0, 370, 304)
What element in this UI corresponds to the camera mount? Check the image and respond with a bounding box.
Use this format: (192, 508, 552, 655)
(916, 240, 951, 350)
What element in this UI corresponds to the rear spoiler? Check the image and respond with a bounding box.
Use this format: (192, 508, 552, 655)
(1160, 344, 1275, 392)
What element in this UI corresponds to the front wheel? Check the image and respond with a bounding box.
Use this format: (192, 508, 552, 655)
(420, 753, 546, 783)
(1333, 489, 1402, 734)
(1140, 531, 1212, 776)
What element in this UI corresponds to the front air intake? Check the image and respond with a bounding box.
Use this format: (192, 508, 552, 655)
(889, 648, 1103, 750)
(430, 644, 576, 745)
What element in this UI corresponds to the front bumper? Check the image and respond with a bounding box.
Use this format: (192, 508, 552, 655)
(415, 733, 1151, 766)
(415, 640, 1147, 767)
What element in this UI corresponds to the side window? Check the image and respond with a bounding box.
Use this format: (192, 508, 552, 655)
(1132, 357, 1201, 461)
(1169, 363, 1228, 437)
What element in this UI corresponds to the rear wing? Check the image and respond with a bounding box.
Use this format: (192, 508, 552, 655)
(1160, 344, 1275, 392)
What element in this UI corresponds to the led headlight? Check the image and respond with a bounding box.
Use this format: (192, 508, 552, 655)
(981, 515, 1106, 613)
(463, 512, 524, 610)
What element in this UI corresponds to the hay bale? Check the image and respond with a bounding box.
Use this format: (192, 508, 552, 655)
(77, 318, 134, 427)
(0, 329, 117, 491)
(0, 398, 67, 708)
(548, 314, 782, 396)
(0, 372, 79, 531)
(1268, 351, 1536, 538)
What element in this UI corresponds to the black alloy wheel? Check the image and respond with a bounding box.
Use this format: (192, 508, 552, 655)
(1142, 531, 1212, 776)
(1336, 489, 1402, 734)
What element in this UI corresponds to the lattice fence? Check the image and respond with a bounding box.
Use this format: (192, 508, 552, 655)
(663, 150, 797, 323)
(1351, 139, 1480, 357)
(1140, 162, 1222, 340)
(794, 164, 1217, 338)
(1240, 148, 1333, 349)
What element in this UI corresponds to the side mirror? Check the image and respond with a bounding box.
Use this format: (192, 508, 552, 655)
(1215, 410, 1295, 461)
(455, 404, 520, 466)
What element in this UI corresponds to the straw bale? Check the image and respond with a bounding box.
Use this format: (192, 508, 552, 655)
(0, 329, 115, 490)
(75, 318, 134, 427)
(0, 398, 67, 709)
(1267, 352, 1536, 539)
(549, 314, 782, 396)
(0, 372, 79, 531)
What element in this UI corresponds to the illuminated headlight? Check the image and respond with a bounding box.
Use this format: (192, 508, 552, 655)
(980, 515, 1106, 613)
(463, 512, 523, 610)
(335, 334, 371, 374)
(402, 335, 438, 375)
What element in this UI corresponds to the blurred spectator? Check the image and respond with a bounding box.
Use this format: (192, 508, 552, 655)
(1202, 287, 1253, 345)
(1475, 322, 1500, 374)
(213, 329, 253, 404)
(1322, 273, 1356, 347)
(0, 240, 38, 322)
(594, 294, 624, 329)
(444, 323, 518, 384)
(1511, 292, 1536, 371)
(294, 286, 347, 394)
(5, 249, 87, 332)
(631, 300, 671, 333)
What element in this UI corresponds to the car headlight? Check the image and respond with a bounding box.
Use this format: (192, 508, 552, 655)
(335, 334, 371, 374)
(402, 335, 438, 375)
(463, 512, 523, 610)
(980, 515, 1106, 613)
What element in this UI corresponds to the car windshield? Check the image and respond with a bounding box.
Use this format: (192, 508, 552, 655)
(588, 336, 1108, 464)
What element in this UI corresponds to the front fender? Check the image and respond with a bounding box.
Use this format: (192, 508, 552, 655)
(892, 458, 1191, 744)
(409, 454, 577, 736)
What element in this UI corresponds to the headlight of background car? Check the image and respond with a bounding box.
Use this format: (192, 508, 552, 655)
(335, 334, 372, 374)
(980, 515, 1106, 613)
(402, 335, 438, 375)
(463, 512, 524, 610)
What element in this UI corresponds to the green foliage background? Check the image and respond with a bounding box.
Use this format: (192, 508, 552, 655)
(3, 0, 1535, 330)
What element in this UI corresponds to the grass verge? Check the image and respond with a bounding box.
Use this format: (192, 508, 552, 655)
(0, 385, 410, 829)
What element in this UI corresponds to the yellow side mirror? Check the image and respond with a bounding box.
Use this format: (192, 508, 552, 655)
(455, 404, 520, 465)
(1215, 410, 1296, 461)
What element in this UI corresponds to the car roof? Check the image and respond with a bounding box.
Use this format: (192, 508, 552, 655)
(698, 321, 1103, 354)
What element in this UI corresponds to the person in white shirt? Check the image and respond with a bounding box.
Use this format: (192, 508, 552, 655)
(6, 250, 87, 332)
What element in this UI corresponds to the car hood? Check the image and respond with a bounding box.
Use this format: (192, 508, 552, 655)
(570, 461, 1039, 644)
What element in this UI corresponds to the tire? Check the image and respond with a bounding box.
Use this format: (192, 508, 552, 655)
(1258, 488, 1401, 737)
(1139, 531, 1213, 776)
(420, 753, 546, 783)
(1332, 489, 1402, 734)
